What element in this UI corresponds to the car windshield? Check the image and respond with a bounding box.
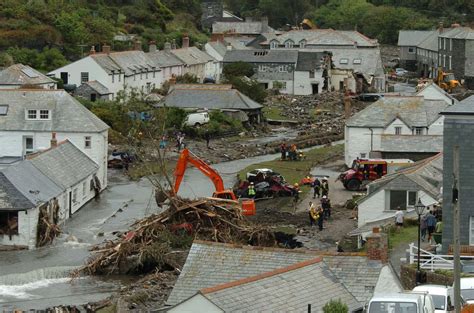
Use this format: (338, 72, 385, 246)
(369, 301, 417, 313)
(430, 295, 446, 310)
(462, 289, 474, 300)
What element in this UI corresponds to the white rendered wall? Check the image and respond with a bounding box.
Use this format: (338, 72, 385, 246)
(293, 71, 325, 96)
(345, 126, 383, 166)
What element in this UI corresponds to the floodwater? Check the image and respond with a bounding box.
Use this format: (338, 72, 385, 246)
(0, 140, 341, 310)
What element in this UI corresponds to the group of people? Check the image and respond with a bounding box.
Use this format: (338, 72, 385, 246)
(311, 177, 329, 199)
(420, 210, 443, 243)
(280, 143, 302, 161)
(308, 196, 331, 231)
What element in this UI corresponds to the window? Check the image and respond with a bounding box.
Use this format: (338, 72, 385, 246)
(339, 59, 348, 64)
(80, 72, 89, 83)
(72, 188, 78, 203)
(470, 217, 474, 245)
(146, 72, 148, 79)
(27, 109, 37, 119)
(39, 110, 49, 119)
(443, 38, 446, 50)
(133, 72, 136, 81)
(153, 71, 156, 78)
(82, 182, 87, 199)
(353, 59, 361, 64)
(395, 127, 402, 135)
(390, 190, 407, 210)
(140, 72, 143, 80)
(299, 40, 306, 48)
(118, 73, 121, 82)
(408, 191, 417, 206)
(309, 70, 315, 78)
(415, 127, 423, 135)
(284, 40, 294, 48)
(112, 73, 115, 83)
(408, 47, 415, 54)
(360, 153, 366, 158)
(439, 38, 442, 49)
(258, 64, 269, 72)
(24, 136, 34, 154)
(449, 56, 452, 70)
(450, 38, 452, 51)
(443, 55, 446, 67)
(270, 41, 278, 49)
(84, 136, 91, 149)
(0, 105, 8, 115)
(278, 65, 287, 72)
(0, 211, 19, 235)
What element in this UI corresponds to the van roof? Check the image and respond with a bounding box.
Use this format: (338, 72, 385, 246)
(461, 277, 474, 289)
(370, 293, 425, 302)
(413, 285, 451, 295)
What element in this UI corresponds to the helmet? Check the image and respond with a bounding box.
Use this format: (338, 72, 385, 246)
(250, 182, 254, 185)
(323, 195, 327, 199)
(294, 183, 299, 187)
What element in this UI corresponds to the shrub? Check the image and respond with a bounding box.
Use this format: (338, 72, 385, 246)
(323, 299, 348, 313)
(165, 107, 187, 129)
(223, 62, 254, 79)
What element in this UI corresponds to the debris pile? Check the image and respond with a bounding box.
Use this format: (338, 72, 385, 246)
(36, 200, 61, 247)
(76, 197, 276, 276)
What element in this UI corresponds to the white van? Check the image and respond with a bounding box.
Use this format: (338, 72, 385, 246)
(412, 285, 456, 313)
(367, 293, 435, 313)
(460, 277, 474, 304)
(184, 112, 210, 127)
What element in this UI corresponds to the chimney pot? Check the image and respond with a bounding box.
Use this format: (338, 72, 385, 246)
(373, 227, 380, 233)
(51, 132, 58, 148)
(182, 35, 190, 49)
(102, 44, 111, 54)
(366, 227, 388, 263)
(133, 40, 142, 51)
(171, 40, 177, 50)
(164, 42, 172, 52)
(90, 46, 96, 55)
(149, 41, 157, 53)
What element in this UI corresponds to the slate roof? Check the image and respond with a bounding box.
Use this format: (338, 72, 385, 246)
(2, 161, 62, 206)
(0, 64, 56, 86)
(346, 96, 449, 128)
(439, 27, 474, 39)
(362, 153, 443, 203)
(416, 83, 458, 104)
(171, 47, 214, 66)
(167, 241, 390, 307)
(398, 30, 434, 46)
(91, 50, 159, 76)
(206, 41, 228, 59)
(330, 48, 385, 78)
(223, 49, 299, 64)
(0, 89, 109, 133)
(212, 21, 274, 35)
(380, 134, 443, 153)
(29, 141, 99, 189)
(295, 51, 327, 71)
(262, 29, 377, 47)
(223, 36, 254, 49)
(0, 172, 34, 211)
(417, 30, 440, 51)
(147, 50, 184, 68)
(201, 258, 362, 312)
(157, 85, 262, 110)
(166, 241, 317, 305)
(81, 81, 111, 95)
(442, 95, 474, 115)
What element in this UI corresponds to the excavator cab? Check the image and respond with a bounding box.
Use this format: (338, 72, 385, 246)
(213, 191, 237, 200)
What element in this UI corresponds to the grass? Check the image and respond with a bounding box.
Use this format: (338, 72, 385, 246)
(96, 305, 117, 313)
(262, 106, 286, 120)
(387, 225, 418, 249)
(238, 144, 344, 199)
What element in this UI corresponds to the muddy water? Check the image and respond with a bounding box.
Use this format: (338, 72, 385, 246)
(0, 141, 342, 310)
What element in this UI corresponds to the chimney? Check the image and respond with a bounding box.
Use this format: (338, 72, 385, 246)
(164, 42, 172, 52)
(226, 43, 233, 51)
(366, 227, 388, 263)
(210, 33, 225, 43)
(149, 40, 157, 53)
(171, 40, 177, 50)
(438, 22, 444, 33)
(451, 23, 461, 28)
(182, 35, 190, 49)
(353, 41, 358, 48)
(133, 40, 142, 51)
(90, 46, 96, 55)
(102, 44, 111, 54)
(50, 132, 58, 148)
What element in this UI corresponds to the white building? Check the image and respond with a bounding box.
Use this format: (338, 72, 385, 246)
(48, 46, 162, 99)
(0, 64, 57, 89)
(171, 40, 217, 83)
(0, 89, 109, 189)
(344, 96, 449, 166)
(351, 154, 442, 246)
(0, 140, 100, 249)
(294, 51, 327, 95)
(148, 42, 184, 84)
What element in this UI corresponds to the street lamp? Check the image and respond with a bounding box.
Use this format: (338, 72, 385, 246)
(414, 198, 426, 285)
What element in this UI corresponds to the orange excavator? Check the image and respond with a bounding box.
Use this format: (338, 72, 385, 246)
(173, 148, 256, 215)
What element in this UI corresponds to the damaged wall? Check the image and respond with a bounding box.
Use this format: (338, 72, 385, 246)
(0, 207, 39, 249)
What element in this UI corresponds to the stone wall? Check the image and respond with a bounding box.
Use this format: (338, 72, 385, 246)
(367, 227, 388, 263)
(400, 264, 453, 290)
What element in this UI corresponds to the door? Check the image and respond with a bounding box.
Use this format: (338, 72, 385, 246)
(311, 84, 319, 94)
(339, 81, 344, 91)
(60, 72, 68, 85)
(68, 191, 72, 217)
(90, 93, 97, 102)
(23, 136, 34, 156)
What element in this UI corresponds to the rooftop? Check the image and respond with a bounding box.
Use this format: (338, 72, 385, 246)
(212, 20, 274, 35)
(0, 172, 34, 211)
(0, 64, 56, 86)
(171, 47, 214, 66)
(262, 29, 377, 47)
(91, 50, 159, 76)
(147, 49, 184, 68)
(398, 30, 435, 46)
(439, 27, 474, 39)
(157, 84, 263, 110)
(442, 95, 474, 115)
(0, 89, 109, 133)
(295, 51, 327, 71)
(346, 96, 449, 128)
(80, 81, 111, 95)
(380, 134, 443, 153)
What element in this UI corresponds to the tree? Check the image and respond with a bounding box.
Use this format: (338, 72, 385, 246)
(227, 76, 267, 104)
(223, 62, 255, 79)
(323, 299, 349, 313)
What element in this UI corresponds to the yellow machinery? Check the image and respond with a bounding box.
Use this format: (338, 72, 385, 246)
(435, 67, 461, 93)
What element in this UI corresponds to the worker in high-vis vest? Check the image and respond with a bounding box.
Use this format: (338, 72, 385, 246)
(248, 182, 256, 198)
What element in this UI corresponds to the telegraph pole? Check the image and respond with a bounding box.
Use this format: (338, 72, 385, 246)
(453, 145, 461, 313)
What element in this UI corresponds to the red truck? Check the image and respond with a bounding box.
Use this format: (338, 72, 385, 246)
(338, 158, 413, 191)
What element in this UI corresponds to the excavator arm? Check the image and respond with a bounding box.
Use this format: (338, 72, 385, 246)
(173, 148, 226, 195)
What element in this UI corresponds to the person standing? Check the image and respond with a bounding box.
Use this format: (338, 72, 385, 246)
(394, 207, 404, 232)
(247, 182, 256, 198)
(204, 130, 211, 149)
(312, 178, 321, 199)
(426, 210, 437, 243)
(309, 202, 317, 226)
(280, 143, 287, 160)
(293, 183, 300, 211)
(321, 195, 331, 220)
(317, 206, 324, 231)
(420, 213, 428, 242)
(321, 178, 329, 197)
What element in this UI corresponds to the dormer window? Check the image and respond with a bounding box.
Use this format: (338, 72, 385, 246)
(284, 40, 294, 48)
(299, 40, 306, 48)
(26, 109, 51, 120)
(339, 58, 348, 64)
(270, 40, 278, 49)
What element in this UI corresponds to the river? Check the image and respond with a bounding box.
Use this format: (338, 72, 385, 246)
(0, 141, 342, 310)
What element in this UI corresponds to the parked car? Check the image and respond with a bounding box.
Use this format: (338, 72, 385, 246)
(354, 93, 385, 102)
(184, 112, 210, 127)
(413, 285, 457, 313)
(367, 293, 435, 313)
(459, 277, 474, 304)
(395, 68, 409, 76)
(246, 168, 280, 182)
